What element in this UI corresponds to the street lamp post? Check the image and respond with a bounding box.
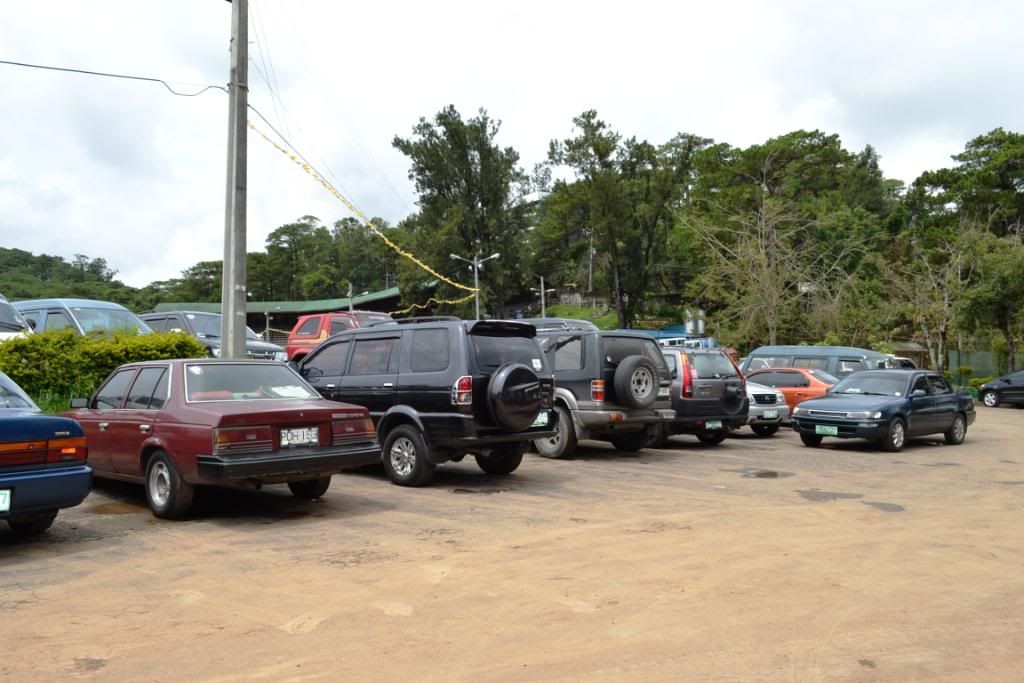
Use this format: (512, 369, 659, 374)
(530, 275, 556, 317)
(450, 252, 500, 320)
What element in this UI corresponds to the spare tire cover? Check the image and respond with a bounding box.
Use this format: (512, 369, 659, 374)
(613, 355, 659, 410)
(487, 363, 543, 432)
(722, 381, 746, 414)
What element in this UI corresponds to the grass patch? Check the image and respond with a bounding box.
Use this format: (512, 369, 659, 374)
(544, 304, 619, 330)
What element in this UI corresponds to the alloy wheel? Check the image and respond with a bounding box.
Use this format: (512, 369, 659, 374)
(891, 421, 905, 450)
(390, 437, 417, 477)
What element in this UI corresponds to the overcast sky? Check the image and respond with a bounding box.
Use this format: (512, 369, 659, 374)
(1, 0, 1021, 287)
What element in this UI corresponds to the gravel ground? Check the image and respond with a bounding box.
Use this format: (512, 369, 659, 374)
(2, 406, 1022, 681)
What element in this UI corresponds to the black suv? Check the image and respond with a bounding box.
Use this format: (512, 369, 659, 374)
(531, 322, 674, 458)
(650, 348, 749, 446)
(295, 318, 557, 486)
(141, 311, 286, 361)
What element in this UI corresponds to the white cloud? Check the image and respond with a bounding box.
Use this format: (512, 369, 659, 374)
(1, 0, 1022, 287)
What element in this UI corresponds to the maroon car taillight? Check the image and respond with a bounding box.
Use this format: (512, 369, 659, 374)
(452, 376, 473, 405)
(591, 379, 606, 402)
(213, 426, 273, 454)
(331, 417, 375, 444)
(47, 437, 88, 464)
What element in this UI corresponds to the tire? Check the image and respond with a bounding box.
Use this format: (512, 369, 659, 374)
(613, 356, 659, 410)
(696, 429, 728, 446)
(475, 444, 525, 475)
(751, 423, 780, 437)
(646, 423, 670, 448)
(533, 405, 577, 459)
(609, 430, 650, 452)
(944, 414, 967, 445)
(287, 477, 332, 500)
(381, 425, 435, 487)
(800, 433, 823, 448)
(7, 511, 57, 537)
(879, 418, 907, 453)
(487, 363, 542, 432)
(982, 391, 999, 408)
(145, 451, 194, 519)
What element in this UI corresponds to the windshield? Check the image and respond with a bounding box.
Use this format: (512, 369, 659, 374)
(831, 374, 908, 398)
(689, 352, 739, 379)
(72, 307, 152, 335)
(186, 363, 319, 402)
(809, 369, 840, 385)
(0, 301, 29, 332)
(187, 313, 259, 340)
(472, 335, 546, 372)
(354, 312, 391, 326)
(0, 374, 37, 409)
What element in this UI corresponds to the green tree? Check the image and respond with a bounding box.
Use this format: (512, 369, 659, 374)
(961, 233, 1024, 371)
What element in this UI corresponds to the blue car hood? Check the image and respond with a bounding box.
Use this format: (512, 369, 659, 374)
(798, 394, 903, 412)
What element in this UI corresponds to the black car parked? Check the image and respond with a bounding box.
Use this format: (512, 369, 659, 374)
(532, 322, 674, 458)
(141, 311, 287, 361)
(295, 318, 557, 486)
(649, 349, 749, 447)
(978, 370, 1024, 408)
(791, 370, 976, 452)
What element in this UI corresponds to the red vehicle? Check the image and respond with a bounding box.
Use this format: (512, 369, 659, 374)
(286, 311, 392, 361)
(744, 367, 838, 412)
(66, 360, 381, 518)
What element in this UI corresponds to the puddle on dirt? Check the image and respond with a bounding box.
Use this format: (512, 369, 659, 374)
(743, 469, 794, 479)
(796, 489, 863, 502)
(999, 460, 1018, 465)
(858, 659, 877, 669)
(89, 502, 146, 515)
(997, 480, 1024, 486)
(74, 658, 107, 673)
(449, 488, 510, 495)
(863, 501, 905, 512)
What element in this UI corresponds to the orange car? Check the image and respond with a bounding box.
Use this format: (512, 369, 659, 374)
(745, 367, 839, 411)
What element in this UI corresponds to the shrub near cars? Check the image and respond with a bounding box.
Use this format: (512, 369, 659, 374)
(66, 360, 381, 518)
(297, 318, 557, 486)
(791, 370, 975, 452)
(1, 371, 92, 536)
(650, 349, 748, 446)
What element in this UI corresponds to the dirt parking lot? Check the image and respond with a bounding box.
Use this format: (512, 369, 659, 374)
(2, 408, 1022, 681)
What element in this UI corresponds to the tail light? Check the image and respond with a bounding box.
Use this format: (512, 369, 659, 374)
(0, 438, 88, 467)
(452, 376, 473, 405)
(681, 359, 694, 398)
(213, 426, 273, 454)
(591, 379, 606, 402)
(47, 437, 88, 464)
(332, 417, 375, 444)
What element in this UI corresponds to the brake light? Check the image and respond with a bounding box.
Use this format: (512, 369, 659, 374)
(452, 376, 473, 405)
(0, 440, 48, 467)
(213, 427, 273, 454)
(46, 437, 88, 464)
(332, 417, 376, 442)
(591, 379, 606, 402)
(682, 359, 694, 398)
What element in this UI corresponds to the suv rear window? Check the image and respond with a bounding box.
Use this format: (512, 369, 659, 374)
(688, 352, 739, 379)
(603, 337, 666, 370)
(472, 335, 546, 372)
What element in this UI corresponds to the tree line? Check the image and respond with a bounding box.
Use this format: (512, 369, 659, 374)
(4, 107, 1022, 371)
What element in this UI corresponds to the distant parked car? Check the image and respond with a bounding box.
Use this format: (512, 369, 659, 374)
(141, 311, 287, 361)
(286, 311, 393, 361)
(1, 371, 92, 536)
(66, 360, 380, 518)
(13, 298, 151, 336)
(745, 367, 838, 412)
(740, 345, 889, 379)
(743, 381, 790, 437)
(791, 370, 976, 452)
(0, 294, 33, 342)
(978, 370, 1024, 408)
(297, 318, 557, 486)
(648, 348, 748, 446)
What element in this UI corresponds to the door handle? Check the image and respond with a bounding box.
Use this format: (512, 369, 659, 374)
(325, 384, 336, 389)
(139, 424, 151, 433)
(383, 382, 394, 388)
(99, 422, 109, 431)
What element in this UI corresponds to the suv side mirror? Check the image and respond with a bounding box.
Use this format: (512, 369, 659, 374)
(911, 389, 927, 398)
(287, 360, 301, 372)
(70, 397, 89, 409)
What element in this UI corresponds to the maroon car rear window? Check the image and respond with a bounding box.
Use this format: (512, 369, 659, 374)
(186, 364, 318, 401)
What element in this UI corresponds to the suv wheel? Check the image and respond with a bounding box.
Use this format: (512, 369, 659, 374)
(475, 444, 525, 475)
(609, 430, 649, 452)
(614, 356, 659, 410)
(751, 423, 780, 437)
(646, 423, 669, 448)
(696, 429, 728, 446)
(382, 425, 435, 487)
(534, 405, 576, 459)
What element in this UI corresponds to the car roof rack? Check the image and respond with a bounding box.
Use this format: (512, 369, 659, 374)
(368, 316, 460, 327)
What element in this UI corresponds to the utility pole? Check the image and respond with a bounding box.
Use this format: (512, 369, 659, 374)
(219, 0, 248, 358)
(531, 275, 556, 317)
(451, 252, 500, 320)
(348, 281, 354, 312)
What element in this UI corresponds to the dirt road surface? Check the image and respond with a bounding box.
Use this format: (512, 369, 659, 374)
(2, 408, 1022, 681)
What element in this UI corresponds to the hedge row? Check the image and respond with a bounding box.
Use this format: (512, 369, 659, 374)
(0, 330, 208, 401)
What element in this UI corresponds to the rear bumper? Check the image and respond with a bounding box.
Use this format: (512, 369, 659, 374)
(791, 418, 888, 440)
(667, 414, 749, 433)
(438, 410, 560, 451)
(196, 443, 381, 482)
(0, 465, 92, 518)
(576, 408, 675, 434)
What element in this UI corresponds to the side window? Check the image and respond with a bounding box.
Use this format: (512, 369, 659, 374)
(760, 372, 803, 388)
(410, 329, 450, 373)
(149, 370, 170, 410)
(749, 371, 782, 387)
(125, 367, 168, 409)
(1009, 370, 1024, 383)
(330, 317, 356, 336)
(749, 356, 792, 369)
(92, 369, 136, 409)
(662, 353, 678, 377)
(46, 309, 74, 331)
(349, 338, 397, 375)
(144, 317, 166, 331)
(792, 356, 829, 370)
(22, 310, 42, 331)
(166, 316, 187, 332)
(928, 376, 952, 395)
(295, 317, 320, 336)
(911, 376, 931, 395)
(305, 341, 352, 376)
(839, 359, 867, 375)
(553, 336, 584, 371)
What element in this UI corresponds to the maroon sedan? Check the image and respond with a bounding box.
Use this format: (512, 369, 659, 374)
(67, 360, 381, 518)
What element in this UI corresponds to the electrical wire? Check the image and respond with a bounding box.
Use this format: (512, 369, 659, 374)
(0, 58, 226, 97)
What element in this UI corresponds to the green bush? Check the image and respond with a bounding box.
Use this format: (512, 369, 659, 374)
(0, 330, 208, 407)
(969, 376, 996, 390)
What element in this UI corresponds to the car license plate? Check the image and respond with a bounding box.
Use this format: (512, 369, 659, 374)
(532, 411, 549, 428)
(0, 490, 10, 513)
(658, 386, 670, 398)
(815, 425, 839, 436)
(280, 427, 319, 447)
(705, 420, 723, 431)
(763, 410, 778, 419)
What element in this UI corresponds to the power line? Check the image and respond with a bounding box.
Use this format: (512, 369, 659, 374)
(0, 58, 226, 97)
